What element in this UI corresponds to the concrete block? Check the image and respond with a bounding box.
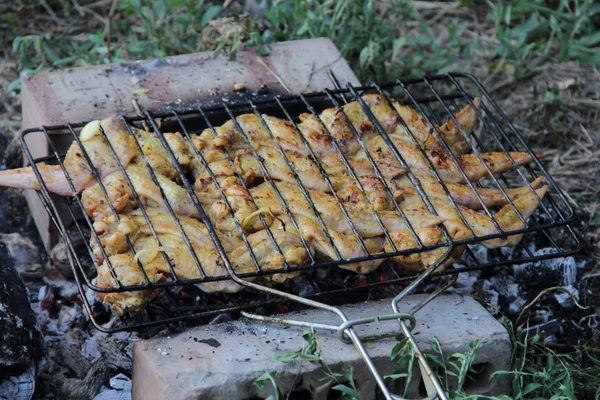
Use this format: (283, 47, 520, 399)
(132, 295, 511, 399)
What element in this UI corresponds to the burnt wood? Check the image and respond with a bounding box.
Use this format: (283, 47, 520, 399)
(0, 242, 44, 399)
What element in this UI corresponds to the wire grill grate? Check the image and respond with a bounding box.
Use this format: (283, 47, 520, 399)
(20, 73, 580, 332)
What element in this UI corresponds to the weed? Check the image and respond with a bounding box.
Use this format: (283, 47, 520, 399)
(489, 0, 600, 83)
(387, 336, 488, 398)
(494, 330, 600, 400)
(255, 370, 282, 400)
(7, 0, 599, 88)
(255, 329, 359, 399)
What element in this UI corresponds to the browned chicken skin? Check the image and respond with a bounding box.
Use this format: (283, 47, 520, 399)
(0, 95, 549, 316)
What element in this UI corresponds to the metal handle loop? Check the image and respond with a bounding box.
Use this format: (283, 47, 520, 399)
(338, 312, 416, 343)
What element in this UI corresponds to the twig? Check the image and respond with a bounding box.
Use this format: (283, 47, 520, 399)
(482, 53, 508, 87)
(106, 18, 112, 63)
(155, 6, 187, 29)
(86, 0, 113, 8)
(105, 0, 119, 63)
(131, 99, 150, 131)
(255, 56, 291, 94)
(70, 0, 86, 17)
(0, 119, 22, 127)
(303, 55, 343, 91)
(411, 1, 461, 11)
(39, 0, 65, 26)
(544, 342, 600, 354)
(530, 98, 600, 108)
(515, 287, 590, 334)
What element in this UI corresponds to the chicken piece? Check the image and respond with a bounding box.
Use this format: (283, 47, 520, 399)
(81, 163, 199, 220)
(424, 148, 542, 184)
(93, 207, 307, 277)
(95, 225, 311, 315)
(250, 180, 449, 272)
(194, 112, 397, 212)
(228, 229, 310, 284)
(456, 185, 549, 248)
(416, 182, 549, 248)
(95, 254, 165, 317)
(432, 98, 481, 155)
(191, 115, 329, 193)
(206, 176, 271, 233)
(394, 175, 546, 211)
(364, 134, 538, 184)
(308, 95, 528, 186)
(319, 152, 402, 211)
(382, 227, 449, 272)
(292, 105, 454, 271)
(297, 94, 479, 159)
(274, 215, 386, 274)
(248, 180, 444, 239)
(131, 127, 192, 181)
(0, 118, 140, 195)
(373, 95, 480, 156)
(130, 234, 242, 293)
(91, 208, 230, 263)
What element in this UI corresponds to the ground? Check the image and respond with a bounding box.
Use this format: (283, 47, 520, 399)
(0, 1, 599, 399)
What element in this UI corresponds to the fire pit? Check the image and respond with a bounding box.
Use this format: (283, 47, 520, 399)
(3, 38, 583, 399)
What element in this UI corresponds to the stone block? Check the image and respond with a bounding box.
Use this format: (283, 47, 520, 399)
(132, 295, 511, 399)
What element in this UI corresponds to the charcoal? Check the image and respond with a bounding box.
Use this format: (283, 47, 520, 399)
(97, 336, 134, 371)
(0, 233, 42, 279)
(108, 374, 131, 390)
(513, 248, 582, 289)
(57, 342, 93, 379)
(0, 242, 44, 400)
(62, 362, 109, 400)
(508, 297, 526, 316)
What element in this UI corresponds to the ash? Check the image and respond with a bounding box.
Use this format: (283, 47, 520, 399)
(421, 235, 597, 345)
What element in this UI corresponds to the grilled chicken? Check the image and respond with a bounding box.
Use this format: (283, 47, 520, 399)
(0, 93, 551, 317)
(0, 118, 140, 195)
(94, 209, 310, 315)
(82, 163, 199, 220)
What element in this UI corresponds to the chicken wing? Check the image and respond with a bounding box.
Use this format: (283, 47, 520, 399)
(95, 225, 310, 316)
(82, 163, 199, 220)
(0, 118, 140, 195)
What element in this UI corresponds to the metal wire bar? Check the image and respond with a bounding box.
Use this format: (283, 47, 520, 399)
(297, 93, 373, 254)
(272, 96, 350, 259)
(96, 121, 184, 280)
(247, 102, 328, 262)
(364, 84, 465, 241)
(18, 74, 581, 331)
(391, 80, 504, 236)
(422, 77, 528, 227)
(444, 98, 563, 256)
(222, 104, 303, 269)
(45, 124, 140, 286)
(193, 107, 267, 274)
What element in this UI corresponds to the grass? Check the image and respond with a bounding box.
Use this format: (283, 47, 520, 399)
(4, 0, 599, 87)
(261, 328, 600, 399)
(255, 328, 360, 400)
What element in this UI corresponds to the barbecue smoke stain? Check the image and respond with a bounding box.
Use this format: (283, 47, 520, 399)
(193, 337, 221, 348)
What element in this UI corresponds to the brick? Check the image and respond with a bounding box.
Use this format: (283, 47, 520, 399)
(132, 295, 511, 399)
